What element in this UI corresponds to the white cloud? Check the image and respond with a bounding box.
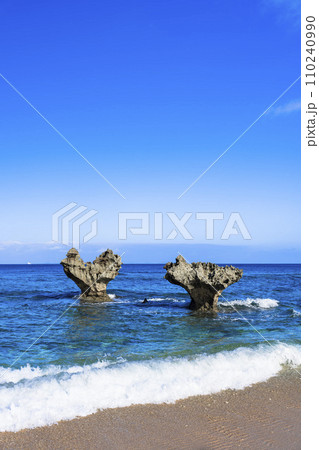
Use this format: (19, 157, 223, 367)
(262, 0, 300, 24)
(0, 240, 23, 250)
(0, 240, 63, 250)
(271, 99, 301, 115)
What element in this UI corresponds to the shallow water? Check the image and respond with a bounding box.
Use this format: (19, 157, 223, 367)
(0, 263, 300, 431)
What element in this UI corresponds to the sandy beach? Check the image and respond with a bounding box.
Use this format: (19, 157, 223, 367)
(0, 369, 300, 450)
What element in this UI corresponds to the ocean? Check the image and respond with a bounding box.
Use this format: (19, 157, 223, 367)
(0, 263, 301, 432)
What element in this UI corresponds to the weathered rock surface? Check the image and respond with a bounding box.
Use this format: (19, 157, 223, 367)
(61, 248, 122, 301)
(164, 255, 243, 312)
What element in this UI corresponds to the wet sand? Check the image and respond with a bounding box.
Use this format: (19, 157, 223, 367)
(0, 370, 300, 449)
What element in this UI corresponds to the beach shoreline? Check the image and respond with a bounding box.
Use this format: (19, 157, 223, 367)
(0, 369, 300, 449)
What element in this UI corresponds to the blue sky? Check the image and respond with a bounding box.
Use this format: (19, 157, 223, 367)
(0, 0, 300, 263)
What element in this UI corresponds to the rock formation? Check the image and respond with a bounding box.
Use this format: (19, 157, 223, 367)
(164, 255, 243, 312)
(61, 248, 122, 301)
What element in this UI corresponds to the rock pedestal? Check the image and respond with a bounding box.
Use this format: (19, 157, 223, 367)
(164, 255, 243, 312)
(61, 248, 122, 301)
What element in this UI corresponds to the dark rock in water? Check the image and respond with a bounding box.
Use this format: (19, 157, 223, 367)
(164, 255, 243, 312)
(61, 248, 122, 302)
(142, 298, 148, 304)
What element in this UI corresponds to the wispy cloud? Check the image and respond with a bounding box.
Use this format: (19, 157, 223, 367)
(262, 0, 300, 24)
(271, 99, 301, 115)
(0, 241, 123, 264)
(0, 241, 64, 250)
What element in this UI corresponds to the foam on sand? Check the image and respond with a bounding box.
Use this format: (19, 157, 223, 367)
(0, 343, 300, 432)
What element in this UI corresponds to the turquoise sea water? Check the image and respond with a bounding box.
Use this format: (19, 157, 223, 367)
(0, 263, 300, 431)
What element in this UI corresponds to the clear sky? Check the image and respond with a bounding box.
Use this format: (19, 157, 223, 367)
(0, 0, 300, 263)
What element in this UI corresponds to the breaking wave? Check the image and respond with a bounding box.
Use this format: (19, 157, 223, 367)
(0, 343, 300, 432)
(146, 297, 184, 303)
(219, 298, 279, 309)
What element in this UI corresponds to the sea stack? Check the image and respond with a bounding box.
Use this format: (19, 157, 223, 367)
(61, 248, 122, 301)
(164, 255, 243, 312)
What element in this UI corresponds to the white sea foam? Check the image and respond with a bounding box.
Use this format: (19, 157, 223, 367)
(219, 298, 279, 309)
(0, 343, 300, 432)
(0, 360, 115, 384)
(147, 297, 184, 303)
